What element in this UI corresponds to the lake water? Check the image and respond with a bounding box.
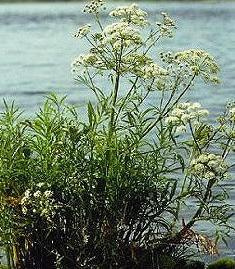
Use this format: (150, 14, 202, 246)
(0, 0, 234, 260)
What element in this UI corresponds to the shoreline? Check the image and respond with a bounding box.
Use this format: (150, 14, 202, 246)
(1, 0, 235, 3)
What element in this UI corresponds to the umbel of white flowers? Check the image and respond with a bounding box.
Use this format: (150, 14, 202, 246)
(72, 2, 219, 87)
(21, 183, 57, 222)
(165, 102, 209, 134)
(190, 153, 228, 180)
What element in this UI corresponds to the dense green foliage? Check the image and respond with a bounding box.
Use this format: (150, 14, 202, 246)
(0, 1, 234, 268)
(208, 258, 235, 269)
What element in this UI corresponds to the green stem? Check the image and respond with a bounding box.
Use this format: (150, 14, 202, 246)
(189, 120, 202, 154)
(6, 246, 11, 269)
(169, 177, 215, 245)
(108, 72, 120, 140)
(114, 76, 139, 123)
(183, 178, 214, 230)
(108, 45, 123, 140)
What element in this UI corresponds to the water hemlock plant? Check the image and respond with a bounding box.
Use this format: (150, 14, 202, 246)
(0, 1, 235, 268)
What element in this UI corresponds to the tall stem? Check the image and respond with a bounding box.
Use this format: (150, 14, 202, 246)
(184, 178, 214, 230)
(108, 46, 123, 140)
(167, 178, 215, 246)
(105, 49, 122, 177)
(109, 73, 120, 136)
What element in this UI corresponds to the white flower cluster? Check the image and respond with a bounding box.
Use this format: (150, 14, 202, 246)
(166, 102, 209, 125)
(159, 50, 220, 86)
(72, 21, 144, 72)
(102, 22, 142, 50)
(174, 49, 220, 83)
(156, 12, 176, 38)
(71, 53, 108, 72)
(142, 63, 168, 79)
(74, 24, 91, 38)
(72, 53, 98, 68)
(83, 0, 105, 14)
(190, 153, 228, 180)
(121, 53, 168, 80)
(160, 51, 190, 71)
(21, 185, 56, 221)
(159, 51, 196, 91)
(165, 102, 209, 134)
(121, 53, 151, 73)
(109, 4, 148, 27)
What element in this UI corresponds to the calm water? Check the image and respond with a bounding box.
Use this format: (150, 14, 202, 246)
(0, 0, 234, 259)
